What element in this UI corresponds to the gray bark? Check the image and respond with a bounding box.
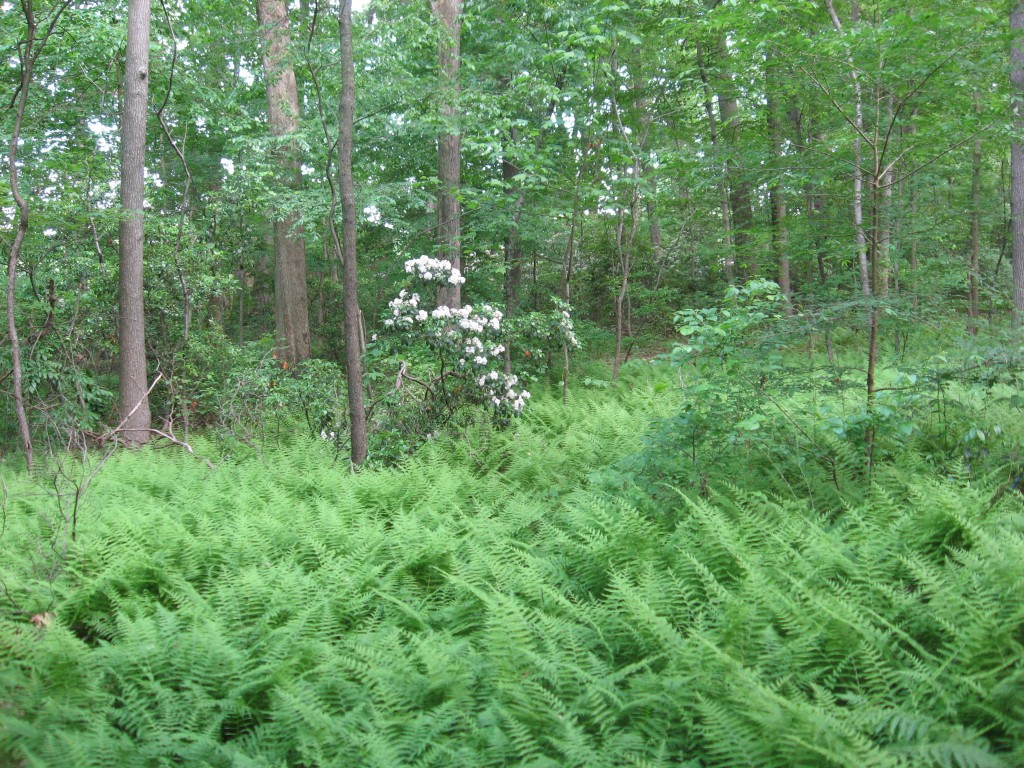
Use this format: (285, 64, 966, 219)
(718, 82, 755, 278)
(257, 0, 311, 365)
(696, 42, 734, 284)
(118, 0, 153, 446)
(969, 96, 982, 334)
(767, 56, 792, 313)
(1012, 3, 1024, 325)
(826, 0, 870, 297)
(433, 0, 462, 309)
(339, 0, 367, 464)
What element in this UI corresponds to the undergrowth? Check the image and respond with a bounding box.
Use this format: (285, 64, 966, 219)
(2, 365, 1023, 767)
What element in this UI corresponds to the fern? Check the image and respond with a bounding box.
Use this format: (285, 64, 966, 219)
(2, 375, 1024, 765)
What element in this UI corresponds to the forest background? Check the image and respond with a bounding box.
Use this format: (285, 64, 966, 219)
(4, 1, 1024, 766)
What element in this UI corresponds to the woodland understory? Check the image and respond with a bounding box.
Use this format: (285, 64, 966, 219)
(4, 0, 1024, 765)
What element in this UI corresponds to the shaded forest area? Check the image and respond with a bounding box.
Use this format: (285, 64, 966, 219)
(1, 0, 1022, 464)
(4, 1, 1024, 766)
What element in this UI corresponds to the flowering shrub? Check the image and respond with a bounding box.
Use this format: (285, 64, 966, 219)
(380, 256, 531, 417)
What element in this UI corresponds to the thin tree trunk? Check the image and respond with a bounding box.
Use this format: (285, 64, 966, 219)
(826, 0, 870, 297)
(4, 1, 64, 468)
(612, 180, 640, 384)
(767, 55, 792, 314)
(876, 95, 893, 298)
(118, 0, 153, 447)
(696, 42, 734, 284)
(433, 0, 462, 309)
(503, 127, 524, 317)
(718, 81, 755, 278)
(339, 0, 367, 464)
(1013, 3, 1024, 325)
(502, 126, 523, 375)
(257, 0, 311, 365)
(969, 96, 983, 335)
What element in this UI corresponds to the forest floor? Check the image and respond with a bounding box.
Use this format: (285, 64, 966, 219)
(2, 357, 1023, 766)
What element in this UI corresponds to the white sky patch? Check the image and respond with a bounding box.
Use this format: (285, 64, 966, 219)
(300, 164, 315, 176)
(238, 66, 255, 86)
(364, 205, 381, 223)
(221, 158, 235, 175)
(1, 2, 14, 12)
(353, 0, 369, 10)
(88, 119, 117, 153)
(43, 228, 57, 237)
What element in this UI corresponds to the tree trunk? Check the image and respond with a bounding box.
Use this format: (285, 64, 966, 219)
(1010, 4, 1024, 327)
(612, 176, 640, 384)
(339, 0, 367, 465)
(766, 55, 792, 313)
(969, 97, 982, 335)
(118, 0, 153, 447)
(826, 0, 870, 297)
(718, 84, 755, 279)
(502, 127, 523, 374)
(432, 0, 462, 309)
(257, 0, 311, 365)
(696, 42, 734, 284)
(875, 95, 893, 298)
(4, 1, 60, 469)
(503, 127, 524, 318)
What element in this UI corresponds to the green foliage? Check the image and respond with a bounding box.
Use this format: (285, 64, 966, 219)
(3, 378, 1024, 767)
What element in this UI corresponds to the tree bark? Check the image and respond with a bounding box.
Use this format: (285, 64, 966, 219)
(257, 0, 311, 365)
(766, 55, 792, 313)
(696, 42, 734, 284)
(718, 78, 755, 279)
(503, 126, 524, 318)
(4, 1, 56, 469)
(1011, 3, 1024, 326)
(969, 96, 982, 335)
(826, 0, 870, 297)
(118, 0, 153, 447)
(339, 0, 367, 465)
(432, 0, 462, 309)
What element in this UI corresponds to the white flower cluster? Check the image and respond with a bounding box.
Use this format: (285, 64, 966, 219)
(559, 309, 580, 349)
(383, 289, 422, 328)
(475, 370, 531, 413)
(404, 255, 466, 285)
(381, 287, 530, 415)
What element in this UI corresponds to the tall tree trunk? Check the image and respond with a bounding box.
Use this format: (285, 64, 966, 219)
(969, 97, 982, 335)
(766, 55, 792, 313)
(875, 94, 893, 298)
(904, 124, 919, 309)
(503, 127, 524, 318)
(696, 42, 734, 284)
(826, 0, 870, 297)
(1013, 3, 1024, 326)
(339, 0, 367, 464)
(502, 126, 524, 374)
(4, 2, 68, 468)
(433, 0, 462, 309)
(793, 112, 828, 284)
(118, 0, 153, 447)
(257, 0, 310, 365)
(612, 171, 640, 384)
(717, 73, 755, 279)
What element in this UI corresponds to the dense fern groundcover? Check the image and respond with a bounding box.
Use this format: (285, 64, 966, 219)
(2, 369, 1024, 767)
